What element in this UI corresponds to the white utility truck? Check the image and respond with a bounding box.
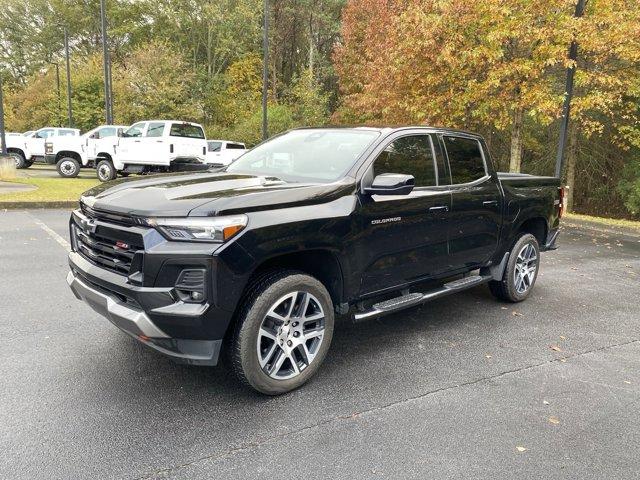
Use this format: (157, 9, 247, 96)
(6, 127, 80, 169)
(96, 120, 208, 181)
(44, 125, 127, 178)
(205, 140, 247, 167)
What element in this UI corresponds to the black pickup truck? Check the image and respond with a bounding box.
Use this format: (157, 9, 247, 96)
(66, 127, 563, 394)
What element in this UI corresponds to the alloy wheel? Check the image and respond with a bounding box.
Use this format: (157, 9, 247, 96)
(256, 291, 326, 380)
(514, 242, 538, 294)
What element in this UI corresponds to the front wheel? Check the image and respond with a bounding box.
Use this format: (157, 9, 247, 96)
(489, 233, 540, 302)
(96, 159, 117, 182)
(56, 157, 80, 178)
(11, 152, 28, 169)
(229, 271, 335, 395)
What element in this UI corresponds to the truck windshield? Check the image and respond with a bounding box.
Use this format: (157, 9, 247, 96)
(226, 129, 379, 182)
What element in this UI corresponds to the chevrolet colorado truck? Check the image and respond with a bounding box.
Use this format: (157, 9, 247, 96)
(66, 127, 562, 395)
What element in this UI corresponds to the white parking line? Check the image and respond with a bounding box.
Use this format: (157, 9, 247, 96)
(27, 212, 71, 252)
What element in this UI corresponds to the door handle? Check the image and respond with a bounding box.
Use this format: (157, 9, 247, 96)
(483, 200, 498, 206)
(134, 140, 141, 143)
(429, 205, 449, 212)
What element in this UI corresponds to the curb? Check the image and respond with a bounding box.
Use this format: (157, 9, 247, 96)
(1, 201, 78, 210)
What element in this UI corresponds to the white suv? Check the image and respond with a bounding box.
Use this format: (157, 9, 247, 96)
(97, 120, 208, 181)
(5, 127, 80, 169)
(205, 140, 247, 167)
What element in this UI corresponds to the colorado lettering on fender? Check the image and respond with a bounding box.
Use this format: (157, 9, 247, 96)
(371, 217, 402, 225)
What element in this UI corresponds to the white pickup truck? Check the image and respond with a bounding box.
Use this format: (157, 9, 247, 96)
(96, 120, 209, 181)
(6, 127, 80, 168)
(44, 125, 127, 178)
(205, 140, 247, 167)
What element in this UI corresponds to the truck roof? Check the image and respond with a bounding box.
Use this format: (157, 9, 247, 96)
(295, 125, 484, 138)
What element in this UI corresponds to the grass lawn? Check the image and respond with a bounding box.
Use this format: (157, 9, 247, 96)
(0, 176, 100, 204)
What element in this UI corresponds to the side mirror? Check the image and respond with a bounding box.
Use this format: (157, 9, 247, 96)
(365, 173, 415, 196)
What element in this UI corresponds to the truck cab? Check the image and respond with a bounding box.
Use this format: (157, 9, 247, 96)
(7, 127, 80, 169)
(96, 120, 208, 182)
(205, 140, 247, 167)
(44, 125, 127, 177)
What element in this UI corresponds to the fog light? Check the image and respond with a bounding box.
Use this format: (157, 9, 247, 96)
(175, 269, 206, 303)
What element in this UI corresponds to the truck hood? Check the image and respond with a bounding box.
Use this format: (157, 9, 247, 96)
(80, 172, 355, 217)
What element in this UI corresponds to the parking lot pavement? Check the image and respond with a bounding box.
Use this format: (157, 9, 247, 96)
(1, 209, 639, 480)
(17, 163, 97, 179)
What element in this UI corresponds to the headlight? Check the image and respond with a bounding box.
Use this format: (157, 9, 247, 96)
(146, 215, 248, 243)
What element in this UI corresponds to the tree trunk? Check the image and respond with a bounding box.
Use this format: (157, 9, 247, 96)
(564, 123, 578, 213)
(509, 107, 524, 173)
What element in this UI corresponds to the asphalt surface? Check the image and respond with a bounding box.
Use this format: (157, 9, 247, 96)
(1, 209, 639, 479)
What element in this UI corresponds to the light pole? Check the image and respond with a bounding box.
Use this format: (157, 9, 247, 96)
(555, 0, 587, 178)
(0, 74, 6, 155)
(64, 27, 73, 127)
(100, 0, 113, 124)
(261, 0, 269, 141)
(47, 61, 62, 127)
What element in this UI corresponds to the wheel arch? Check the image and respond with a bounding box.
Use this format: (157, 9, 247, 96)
(243, 249, 345, 308)
(56, 151, 82, 162)
(516, 216, 547, 246)
(6, 147, 25, 158)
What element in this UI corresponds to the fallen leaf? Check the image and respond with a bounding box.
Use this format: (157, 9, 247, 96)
(485, 354, 492, 359)
(512, 311, 523, 317)
(543, 400, 550, 405)
(516, 446, 527, 452)
(501, 307, 508, 310)
(624, 381, 631, 385)
(559, 336, 566, 340)
(548, 416, 560, 425)
(550, 345, 562, 352)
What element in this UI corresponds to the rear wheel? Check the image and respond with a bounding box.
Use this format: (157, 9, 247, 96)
(489, 233, 540, 302)
(96, 159, 117, 182)
(56, 157, 80, 178)
(229, 271, 335, 395)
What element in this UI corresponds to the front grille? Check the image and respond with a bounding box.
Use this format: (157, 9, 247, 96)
(72, 211, 145, 276)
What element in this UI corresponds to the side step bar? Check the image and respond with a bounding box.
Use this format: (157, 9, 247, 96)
(353, 275, 493, 322)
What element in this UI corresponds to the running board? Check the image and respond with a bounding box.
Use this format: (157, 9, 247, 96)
(353, 275, 492, 322)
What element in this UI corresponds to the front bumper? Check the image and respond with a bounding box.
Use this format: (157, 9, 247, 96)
(67, 251, 224, 366)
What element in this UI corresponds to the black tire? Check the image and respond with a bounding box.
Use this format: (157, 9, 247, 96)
(10, 152, 27, 169)
(489, 233, 540, 302)
(56, 157, 80, 178)
(96, 159, 117, 182)
(229, 270, 335, 395)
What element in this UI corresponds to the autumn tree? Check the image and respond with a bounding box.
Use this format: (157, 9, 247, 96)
(335, 0, 571, 172)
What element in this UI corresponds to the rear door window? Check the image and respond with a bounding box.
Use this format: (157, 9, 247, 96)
(373, 134, 437, 187)
(227, 143, 246, 150)
(443, 136, 487, 184)
(59, 129, 77, 136)
(146, 122, 166, 137)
